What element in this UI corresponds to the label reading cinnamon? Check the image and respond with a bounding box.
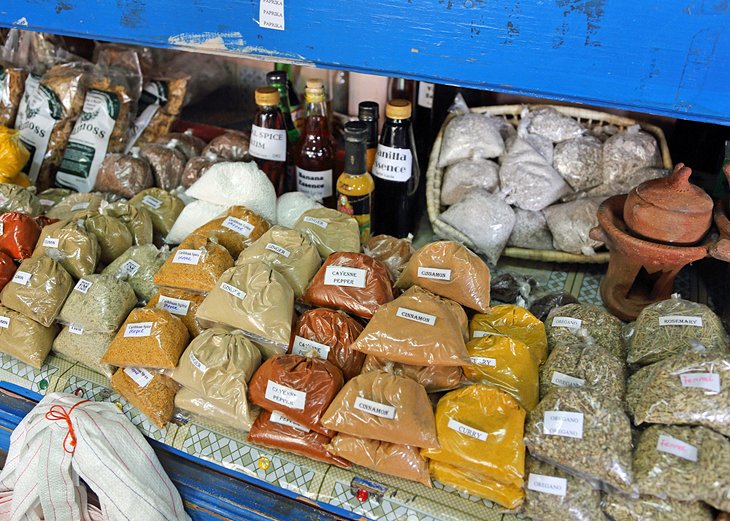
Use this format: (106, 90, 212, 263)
(222, 216, 254, 237)
(395, 307, 436, 326)
(417, 266, 451, 281)
(265, 381, 306, 410)
(265, 243, 291, 258)
(324, 266, 367, 288)
(657, 434, 698, 462)
(354, 397, 396, 419)
(291, 336, 330, 359)
(447, 418, 488, 441)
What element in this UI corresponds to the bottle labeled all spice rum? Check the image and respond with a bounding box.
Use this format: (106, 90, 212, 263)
(336, 121, 374, 244)
(250, 87, 288, 195)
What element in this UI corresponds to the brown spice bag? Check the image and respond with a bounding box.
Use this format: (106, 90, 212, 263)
(302, 252, 394, 320)
(364, 234, 415, 281)
(293, 208, 360, 258)
(320, 370, 439, 449)
(189, 205, 270, 258)
(360, 356, 464, 393)
(396, 240, 491, 313)
(112, 368, 177, 429)
(129, 188, 184, 237)
(0, 304, 59, 368)
(147, 288, 205, 338)
(32, 220, 101, 279)
(153, 235, 234, 294)
(248, 354, 344, 436)
(46, 193, 104, 221)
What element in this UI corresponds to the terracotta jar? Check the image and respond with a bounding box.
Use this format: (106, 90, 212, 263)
(623, 163, 713, 245)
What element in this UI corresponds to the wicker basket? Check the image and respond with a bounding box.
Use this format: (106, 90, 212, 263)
(426, 104, 672, 264)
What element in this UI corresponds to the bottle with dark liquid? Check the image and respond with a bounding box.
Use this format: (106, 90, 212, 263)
(358, 101, 379, 173)
(387, 77, 416, 105)
(337, 121, 375, 245)
(371, 99, 420, 238)
(295, 79, 335, 208)
(267, 70, 300, 145)
(249, 87, 289, 195)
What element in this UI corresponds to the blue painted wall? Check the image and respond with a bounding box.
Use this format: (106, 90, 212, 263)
(0, 1, 729, 123)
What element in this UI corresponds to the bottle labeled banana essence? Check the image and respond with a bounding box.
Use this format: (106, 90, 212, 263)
(336, 121, 374, 244)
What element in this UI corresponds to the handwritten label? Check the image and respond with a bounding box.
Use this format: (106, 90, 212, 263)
(125, 367, 153, 388)
(395, 307, 436, 326)
(657, 434, 698, 462)
(42, 237, 59, 248)
(74, 279, 93, 294)
(543, 411, 584, 439)
(259, 0, 285, 31)
(157, 295, 190, 316)
(142, 195, 162, 209)
(417, 266, 451, 281)
(220, 282, 246, 300)
(222, 216, 254, 237)
(354, 397, 396, 419)
(250, 125, 287, 161)
(659, 315, 703, 327)
(70, 202, 90, 212)
(0, 316, 9, 329)
(173, 249, 202, 265)
(551, 317, 582, 329)
(324, 266, 367, 288)
(270, 411, 310, 432)
(265, 243, 291, 258)
(373, 144, 412, 183)
(11, 271, 31, 286)
(68, 324, 84, 335)
(265, 381, 306, 410)
(291, 336, 330, 359)
(189, 351, 208, 372)
(124, 322, 153, 337)
(447, 418, 488, 441)
(303, 216, 328, 228)
(470, 356, 497, 367)
(120, 259, 141, 277)
(680, 373, 721, 393)
(551, 371, 585, 388)
(527, 474, 567, 497)
(472, 330, 506, 338)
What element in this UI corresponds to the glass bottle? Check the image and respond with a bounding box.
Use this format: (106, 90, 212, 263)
(337, 121, 375, 245)
(266, 70, 300, 144)
(358, 101, 379, 174)
(295, 79, 335, 208)
(250, 87, 289, 195)
(387, 77, 415, 105)
(371, 99, 420, 238)
(274, 63, 303, 134)
(330, 70, 349, 114)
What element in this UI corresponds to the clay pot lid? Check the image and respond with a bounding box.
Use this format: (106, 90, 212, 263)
(632, 163, 713, 215)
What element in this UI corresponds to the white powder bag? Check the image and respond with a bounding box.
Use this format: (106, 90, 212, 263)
(440, 159, 499, 206)
(276, 192, 322, 228)
(437, 114, 504, 168)
(508, 209, 553, 250)
(544, 198, 604, 256)
(524, 107, 585, 143)
(165, 200, 227, 245)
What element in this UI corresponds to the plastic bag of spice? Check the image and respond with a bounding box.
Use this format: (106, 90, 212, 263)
(320, 370, 438, 449)
(188, 205, 270, 258)
(440, 158, 500, 206)
(46, 192, 104, 221)
(58, 274, 136, 333)
(469, 304, 548, 364)
(129, 188, 184, 237)
(326, 434, 431, 486)
(85, 214, 133, 265)
(0, 127, 29, 180)
(546, 303, 625, 359)
(35, 188, 71, 214)
(157, 131, 205, 160)
(360, 356, 463, 393)
(437, 113, 505, 168)
(180, 153, 221, 189)
(363, 234, 414, 281)
(0, 256, 73, 327)
(32, 220, 101, 279)
(302, 252, 393, 320)
(139, 142, 187, 191)
(293, 207, 360, 258)
(53, 326, 116, 379)
(0, 252, 16, 292)
(103, 244, 170, 303)
(202, 130, 250, 161)
(350, 286, 470, 367)
(396, 240, 491, 313)
(290, 308, 365, 381)
(544, 198, 604, 256)
(429, 460, 524, 509)
(601, 493, 714, 521)
(248, 354, 344, 436)
(0, 65, 26, 128)
(103, 201, 153, 246)
(153, 235, 234, 294)
(0, 211, 41, 260)
(0, 304, 59, 368)
(111, 368, 177, 429)
(94, 152, 154, 199)
(146, 288, 204, 338)
(235, 225, 321, 298)
(174, 388, 259, 432)
(0, 184, 41, 216)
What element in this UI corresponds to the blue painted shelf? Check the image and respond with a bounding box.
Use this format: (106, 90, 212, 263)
(1, 1, 729, 124)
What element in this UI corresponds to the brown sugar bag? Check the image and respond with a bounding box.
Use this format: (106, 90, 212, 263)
(326, 434, 431, 487)
(147, 288, 205, 338)
(129, 188, 184, 237)
(189, 205, 270, 258)
(103, 201, 154, 246)
(247, 410, 349, 468)
(290, 308, 365, 381)
(396, 240, 491, 313)
(153, 235, 234, 294)
(0, 304, 59, 368)
(364, 234, 414, 281)
(102, 307, 190, 369)
(360, 356, 464, 393)
(321, 370, 439, 449)
(111, 368, 177, 429)
(350, 286, 471, 367)
(293, 208, 360, 258)
(302, 252, 394, 320)
(248, 354, 344, 436)
(32, 220, 101, 279)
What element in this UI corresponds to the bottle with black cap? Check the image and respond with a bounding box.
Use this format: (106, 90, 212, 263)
(336, 121, 375, 244)
(358, 101, 379, 173)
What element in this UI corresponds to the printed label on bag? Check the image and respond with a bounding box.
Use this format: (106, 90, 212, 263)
(250, 124, 286, 161)
(324, 266, 367, 288)
(125, 367, 153, 388)
(68, 324, 84, 335)
(11, 271, 31, 286)
(297, 167, 333, 201)
(173, 249, 202, 265)
(527, 474, 567, 497)
(15, 74, 41, 128)
(270, 411, 310, 432)
(265, 381, 306, 410)
(470, 356, 497, 367)
(551, 371, 585, 388)
(141, 195, 163, 210)
(126, 103, 160, 153)
(0, 223, 4, 235)
(70, 202, 90, 212)
(417, 266, 451, 281)
(373, 144, 412, 182)
(543, 411, 584, 439)
(354, 397, 396, 419)
(447, 418, 488, 441)
(18, 82, 62, 182)
(120, 259, 141, 277)
(657, 434, 698, 462)
(42, 237, 60, 248)
(220, 282, 246, 300)
(472, 330, 506, 338)
(680, 373, 720, 393)
(396, 307, 436, 326)
(39, 199, 55, 207)
(124, 322, 153, 337)
(659, 315, 703, 327)
(222, 216, 255, 237)
(259, 0, 285, 30)
(418, 82, 435, 109)
(189, 351, 208, 372)
(74, 278, 93, 294)
(0, 316, 9, 329)
(265, 243, 291, 258)
(292, 335, 330, 359)
(158, 296, 191, 316)
(303, 216, 328, 228)
(551, 317, 582, 329)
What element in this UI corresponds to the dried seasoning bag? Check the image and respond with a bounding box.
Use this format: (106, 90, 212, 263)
(524, 107, 585, 143)
(46, 192, 103, 221)
(326, 434, 431, 487)
(291, 308, 365, 381)
(94, 152, 153, 199)
(0, 185, 40, 217)
(602, 493, 714, 521)
(35, 188, 72, 214)
(293, 207, 360, 258)
(363, 234, 414, 281)
(32, 220, 100, 279)
(157, 131, 205, 160)
(248, 354, 344, 436)
(146, 288, 205, 338)
(247, 409, 349, 468)
(553, 135, 603, 191)
(111, 368, 177, 429)
(57, 274, 136, 332)
(524, 387, 634, 493)
(441, 158, 499, 206)
(463, 336, 539, 411)
(626, 348, 730, 436)
(628, 295, 729, 367)
(429, 460, 524, 509)
(153, 235, 234, 294)
(181, 154, 221, 189)
(508, 208, 554, 250)
(521, 457, 604, 521)
(129, 188, 184, 237)
(0, 211, 41, 260)
(236, 225, 321, 298)
(202, 131, 250, 161)
(350, 286, 470, 366)
(171, 328, 261, 431)
(103, 201, 153, 246)
(396, 240, 491, 313)
(139, 142, 187, 191)
(544, 198, 604, 256)
(174, 388, 258, 432)
(546, 303, 624, 359)
(469, 305, 548, 364)
(320, 370, 438, 449)
(195, 262, 293, 357)
(102, 308, 189, 369)
(53, 326, 116, 379)
(103, 244, 169, 303)
(633, 424, 729, 511)
(302, 252, 393, 320)
(0, 64, 27, 127)
(0, 127, 30, 180)
(0, 256, 73, 327)
(360, 356, 463, 393)
(0, 304, 58, 367)
(601, 126, 661, 194)
(85, 214, 133, 265)
(189, 205, 270, 258)
(437, 113, 504, 168)
(0, 252, 16, 292)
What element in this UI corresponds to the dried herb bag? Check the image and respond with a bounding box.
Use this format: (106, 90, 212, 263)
(0, 184, 40, 216)
(469, 304, 548, 364)
(103, 244, 170, 303)
(546, 303, 624, 359)
(601, 493, 714, 521)
(53, 326, 116, 379)
(57, 274, 136, 333)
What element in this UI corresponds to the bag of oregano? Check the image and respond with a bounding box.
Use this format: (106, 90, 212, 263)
(601, 493, 713, 521)
(545, 303, 624, 359)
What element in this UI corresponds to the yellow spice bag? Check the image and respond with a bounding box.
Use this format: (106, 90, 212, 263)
(0, 126, 30, 181)
(429, 460, 524, 509)
(469, 304, 547, 364)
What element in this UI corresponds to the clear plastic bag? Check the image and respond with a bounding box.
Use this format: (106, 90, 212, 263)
(0, 184, 41, 216)
(437, 113, 505, 168)
(530, 292, 580, 322)
(58, 273, 136, 333)
(524, 107, 585, 143)
(508, 208, 553, 250)
(147, 288, 205, 338)
(94, 152, 154, 199)
(544, 198, 604, 256)
(153, 235, 234, 294)
(157, 130, 205, 160)
(85, 214, 134, 265)
(293, 207, 360, 258)
(601, 493, 714, 521)
(0, 303, 59, 368)
(111, 367, 178, 429)
(363, 234, 414, 282)
(165, 199, 227, 245)
(553, 135, 603, 191)
(46, 192, 103, 221)
(188, 205, 270, 258)
(180, 154, 222, 189)
(546, 303, 625, 359)
(103, 244, 169, 303)
(360, 356, 464, 393)
(35, 188, 71, 214)
(139, 142, 187, 191)
(103, 201, 153, 246)
(52, 326, 116, 379)
(600, 125, 661, 195)
(440, 158, 499, 205)
(32, 219, 101, 279)
(469, 304, 548, 364)
(201, 130, 250, 161)
(0, 211, 41, 260)
(129, 188, 185, 237)
(429, 460, 524, 510)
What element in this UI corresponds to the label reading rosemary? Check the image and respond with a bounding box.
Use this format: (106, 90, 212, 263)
(659, 315, 703, 327)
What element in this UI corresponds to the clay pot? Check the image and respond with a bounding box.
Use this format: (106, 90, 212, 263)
(624, 163, 713, 245)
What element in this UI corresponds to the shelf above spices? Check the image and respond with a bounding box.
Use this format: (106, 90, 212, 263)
(1, 1, 729, 125)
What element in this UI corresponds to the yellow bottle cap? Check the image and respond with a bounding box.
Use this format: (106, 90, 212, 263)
(305, 78, 326, 103)
(386, 99, 412, 119)
(255, 87, 280, 106)
(306, 78, 325, 90)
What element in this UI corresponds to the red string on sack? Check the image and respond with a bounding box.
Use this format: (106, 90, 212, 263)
(45, 400, 91, 454)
